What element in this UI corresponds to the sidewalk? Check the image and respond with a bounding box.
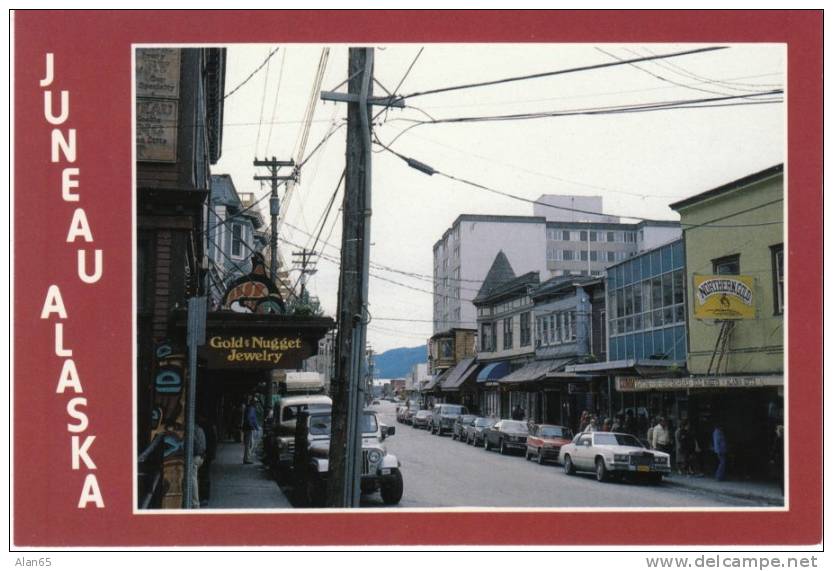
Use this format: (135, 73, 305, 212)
(205, 440, 292, 509)
(663, 473, 784, 506)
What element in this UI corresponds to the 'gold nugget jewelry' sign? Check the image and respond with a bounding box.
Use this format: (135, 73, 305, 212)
(200, 334, 312, 369)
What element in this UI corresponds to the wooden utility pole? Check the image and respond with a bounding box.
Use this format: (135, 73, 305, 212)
(291, 248, 317, 301)
(253, 157, 296, 284)
(326, 47, 374, 508)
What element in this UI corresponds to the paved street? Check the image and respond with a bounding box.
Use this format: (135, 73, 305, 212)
(362, 401, 766, 509)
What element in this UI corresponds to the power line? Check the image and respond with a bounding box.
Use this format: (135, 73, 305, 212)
(254, 45, 275, 155)
(395, 46, 728, 102)
(223, 46, 280, 101)
(375, 138, 784, 229)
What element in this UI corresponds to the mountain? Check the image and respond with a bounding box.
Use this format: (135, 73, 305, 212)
(374, 345, 427, 379)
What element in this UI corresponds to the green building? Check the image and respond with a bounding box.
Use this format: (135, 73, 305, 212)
(669, 164, 784, 480)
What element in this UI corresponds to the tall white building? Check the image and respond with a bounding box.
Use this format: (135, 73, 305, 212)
(432, 197, 682, 334)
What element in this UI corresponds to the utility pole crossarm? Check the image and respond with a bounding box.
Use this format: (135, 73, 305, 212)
(320, 91, 405, 108)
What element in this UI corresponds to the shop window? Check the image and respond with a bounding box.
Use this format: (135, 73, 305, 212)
(713, 254, 740, 275)
(771, 244, 784, 315)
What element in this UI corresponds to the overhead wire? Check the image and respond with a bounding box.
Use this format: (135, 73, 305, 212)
(223, 46, 280, 101)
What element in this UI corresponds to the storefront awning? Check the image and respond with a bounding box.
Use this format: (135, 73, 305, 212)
(499, 357, 575, 384)
(440, 357, 480, 391)
(421, 369, 447, 392)
(477, 361, 511, 383)
(567, 358, 686, 376)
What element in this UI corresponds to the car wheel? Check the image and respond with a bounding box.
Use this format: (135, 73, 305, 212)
(380, 468, 404, 505)
(499, 439, 507, 455)
(537, 448, 545, 465)
(595, 457, 609, 482)
(564, 455, 575, 475)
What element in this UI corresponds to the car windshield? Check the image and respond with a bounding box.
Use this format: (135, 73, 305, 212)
(308, 412, 377, 435)
(283, 402, 331, 422)
(501, 421, 528, 433)
(308, 414, 332, 436)
(360, 412, 378, 434)
(540, 426, 572, 438)
(441, 405, 467, 415)
(594, 433, 644, 447)
(416, 411, 430, 418)
(474, 418, 493, 427)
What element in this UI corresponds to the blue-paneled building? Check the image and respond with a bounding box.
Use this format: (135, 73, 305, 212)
(606, 239, 686, 362)
(568, 238, 688, 434)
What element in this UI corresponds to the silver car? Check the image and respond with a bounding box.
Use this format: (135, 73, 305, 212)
(559, 431, 671, 483)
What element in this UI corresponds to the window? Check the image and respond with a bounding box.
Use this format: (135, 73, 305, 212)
(503, 317, 513, 349)
(480, 322, 493, 352)
(607, 231, 615, 242)
(580, 250, 588, 261)
(520, 312, 531, 346)
(713, 254, 740, 275)
(580, 231, 588, 241)
(590, 250, 598, 262)
(563, 250, 574, 261)
(771, 244, 784, 314)
(542, 316, 549, 345)
(231, 223, 244, 258)
(562, 230, 570, 241)
(590, 231, 598, 242)
(606, 251, 614, 262)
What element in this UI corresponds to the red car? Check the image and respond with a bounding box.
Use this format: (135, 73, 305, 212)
(525, 424, 573, 465)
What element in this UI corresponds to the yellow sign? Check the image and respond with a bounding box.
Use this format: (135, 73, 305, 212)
(693, 275, 756, 320)
(201, 334, 309, 369)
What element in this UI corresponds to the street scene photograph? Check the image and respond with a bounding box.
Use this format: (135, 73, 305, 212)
(134, 42, 786, 512)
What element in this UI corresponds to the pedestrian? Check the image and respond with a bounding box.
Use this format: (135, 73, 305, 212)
(713, 424, 728, 481)
(646, 418, 656, 449)
(584, 415, 597, 433)
(611, 414, 624, 433)
(770, 424, 784, 493)
(511, 404, 523, 421)
(675, 420, 693, 475)
(651, 417, 673, 456)
(197, 414, 216, 506)
(190, 421, 206, 508)
(602, 417, 612, 432)
(579, 410, 589, 432)
(242, 396, 259, 464)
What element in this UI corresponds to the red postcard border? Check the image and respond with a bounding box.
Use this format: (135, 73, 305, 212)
(12, 10, 822, 546)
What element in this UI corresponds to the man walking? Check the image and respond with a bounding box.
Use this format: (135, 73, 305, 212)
(191, 422, 206, 508)
(713, 424, 728, 481)
(242, 396, 259, 464)
(651, 417, 673, 456)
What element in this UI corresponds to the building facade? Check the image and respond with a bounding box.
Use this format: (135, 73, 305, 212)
(432, 203, 681, 334)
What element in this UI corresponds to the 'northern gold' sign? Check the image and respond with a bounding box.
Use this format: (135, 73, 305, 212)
(693, 274, 756, 320)
(200, 334, 312, 369)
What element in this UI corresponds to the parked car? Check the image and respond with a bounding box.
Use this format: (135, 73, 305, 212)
(402, 405, 420, 425)
(396, 406, 409, 423)
(525, 424, 573, 465)
(412, 410, 432, 429)
(371, 399, 381, 405)
(294, 409, 403, 506)
(267, 394, 333, 471)
(430, 403, 469, 436)
(483, 419, 529, 455)
(451, 414, 477, 441)
(559, 431, 671, 483)
(465, 417, 496, 446)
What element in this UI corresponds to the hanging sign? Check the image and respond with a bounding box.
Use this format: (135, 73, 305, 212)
(693, 274, 756, 319)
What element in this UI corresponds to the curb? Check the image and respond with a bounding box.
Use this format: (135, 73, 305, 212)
(663, 478, 784, 506)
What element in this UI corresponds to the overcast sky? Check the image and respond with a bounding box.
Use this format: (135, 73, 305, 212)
(213, 43, 785, 353)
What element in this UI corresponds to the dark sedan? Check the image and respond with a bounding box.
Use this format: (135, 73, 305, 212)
(465, 417, 496, 446)
(483, 420, 529, 455)
(451, 414, 477, 441)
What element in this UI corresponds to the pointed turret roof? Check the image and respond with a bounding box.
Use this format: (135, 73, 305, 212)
(474, 251, 516, 301)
